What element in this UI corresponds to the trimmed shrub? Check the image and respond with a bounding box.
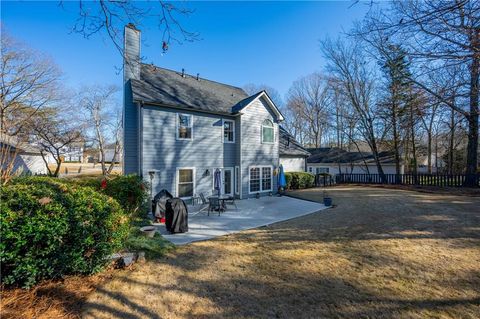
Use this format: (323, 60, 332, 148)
(1, 177, 129, 288)
(285, 172, 315, 189)
(102, 175, 148, 215)
(65, 175, 148, 214)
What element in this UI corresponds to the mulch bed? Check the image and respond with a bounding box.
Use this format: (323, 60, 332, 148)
(1, 271, 114, 319)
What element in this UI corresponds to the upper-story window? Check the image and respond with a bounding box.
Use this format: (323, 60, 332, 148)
(177, 113, 192, 140)
(223, 119, 235, 143)
(261, 119, 274, 144)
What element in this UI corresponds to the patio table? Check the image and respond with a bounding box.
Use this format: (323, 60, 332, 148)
(208, 195, 232, 210)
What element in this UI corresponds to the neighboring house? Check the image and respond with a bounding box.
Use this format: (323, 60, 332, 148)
(307, 147, 404, 175)
(1, 140, 47, 176)
(279, 126, 310, 172)
(61, 141, 85, 162)
(123, 24, 285, 199)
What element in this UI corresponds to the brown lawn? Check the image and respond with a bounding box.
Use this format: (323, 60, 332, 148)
(81, 186, 480, 319)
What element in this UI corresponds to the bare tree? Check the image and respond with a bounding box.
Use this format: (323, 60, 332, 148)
(79, 85, 121, 176)
(286, 73, 331, 148)
(0, 31, 61, 136)
(357, 0, 480, 185)
(320, 38, 387, 181)
(31, 108, 83, 177)
(0, 31, 62, 183)
(64, 1, 199, 56)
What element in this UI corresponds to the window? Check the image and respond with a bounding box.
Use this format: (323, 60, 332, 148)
(249, 167, 260, 192)
(262, 167, 272, 190)
(249, 166, 272, 193)
(261, 119, 274, 143)
(308, 167, 313, 173)
(223, 119, 235, 143)
(177, 113, 192, 140)
(316, 167, 329, 174)
(177, 168, 194, 198)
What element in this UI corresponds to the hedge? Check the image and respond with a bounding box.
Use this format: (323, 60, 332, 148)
(284, 172, 315, 189)
(1, 177, 130, 288)
(14, 175, 149, 214)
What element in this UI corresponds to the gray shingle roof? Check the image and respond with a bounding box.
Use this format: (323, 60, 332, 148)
(131, 64, 249, 114)
(307, 147, 397, 164)
(279, 126, 310, 157)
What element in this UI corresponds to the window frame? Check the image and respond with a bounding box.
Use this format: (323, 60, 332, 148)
(176, 167, 195, 199)
(222, 119, 235, 143)
(261, 119, 274, 144)
(248, 165, 273, 194)
(176, 113, 193, 141)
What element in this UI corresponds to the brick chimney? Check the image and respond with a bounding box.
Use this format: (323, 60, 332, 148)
(124, 23, 140, 83)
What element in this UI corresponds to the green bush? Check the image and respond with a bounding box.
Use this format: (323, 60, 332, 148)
(284, 172, 315, 189)
(66, 175, 148, 214)
(0, 177, 129, 288)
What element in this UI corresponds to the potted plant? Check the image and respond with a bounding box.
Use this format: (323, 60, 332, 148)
(323, 190, 332, 207)
(140, 225, 156, 238)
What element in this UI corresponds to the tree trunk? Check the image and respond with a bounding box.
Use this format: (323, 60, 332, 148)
(464, 49, 479, 186)
(427, 131, 432, 174)
(449, 108, 455, 175)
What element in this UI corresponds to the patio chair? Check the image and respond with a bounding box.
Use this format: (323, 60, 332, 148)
(190, 193, 209, 216)
(224, 195, 238, 210)
(208, 196, 224, 216)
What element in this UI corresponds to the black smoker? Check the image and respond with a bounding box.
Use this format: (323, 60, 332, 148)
(152, 189, 173, 222)
(165, 198, 189, 234)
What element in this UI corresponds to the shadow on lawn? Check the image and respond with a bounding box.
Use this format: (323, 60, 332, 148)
(82, 187, 480, 318)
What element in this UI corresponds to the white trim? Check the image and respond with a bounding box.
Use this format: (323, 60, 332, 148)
(176, 113, 193, 141)
(212, 167, 234, 196)
(235, 166, 240, 195)
(248, 165, 273, 194)
(222, 119, 235, 143)
(236, 91, 285, 122)
(261, 119, 274, 144)
(176, 167, 196, 199)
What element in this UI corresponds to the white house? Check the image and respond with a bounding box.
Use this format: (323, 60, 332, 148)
(1, 139, 47, 176)
(279, 126, 310, 172)
(307, 147, 405, 175)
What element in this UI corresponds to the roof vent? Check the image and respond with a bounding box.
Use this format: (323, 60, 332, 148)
(196, 73, 200, 81)
(181, 68, 185, 78)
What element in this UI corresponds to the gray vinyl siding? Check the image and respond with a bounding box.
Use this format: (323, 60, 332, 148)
(123, 25, 141, 174)
(123, 85, 139, 174)
(240, 97, 279, 198)
(141, 104, 238, 197)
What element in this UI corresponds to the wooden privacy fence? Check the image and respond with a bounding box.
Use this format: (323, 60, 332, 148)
(335, 173, 480, 187)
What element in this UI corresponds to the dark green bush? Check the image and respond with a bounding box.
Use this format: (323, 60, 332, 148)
(1, 177, 129, 288)
(65, 175, 148, 214)
(284, 172, 315, 189)
(101, 175, 148, 215)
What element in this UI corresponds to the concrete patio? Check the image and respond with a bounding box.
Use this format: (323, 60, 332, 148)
(155, 195, 328, 245)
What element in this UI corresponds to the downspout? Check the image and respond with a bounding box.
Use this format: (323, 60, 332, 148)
(138, 101, 144, 176)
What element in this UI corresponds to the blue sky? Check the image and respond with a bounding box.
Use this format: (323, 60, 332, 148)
(1, 1, 369, 98)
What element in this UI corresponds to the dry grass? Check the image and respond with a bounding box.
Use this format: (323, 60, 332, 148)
(80, 186, 480, 319)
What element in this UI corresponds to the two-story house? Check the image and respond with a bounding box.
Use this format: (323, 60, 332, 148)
(123, 24, 285, 199)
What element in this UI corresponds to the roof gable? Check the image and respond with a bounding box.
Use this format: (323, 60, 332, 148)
(231, 90, 284, 121)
